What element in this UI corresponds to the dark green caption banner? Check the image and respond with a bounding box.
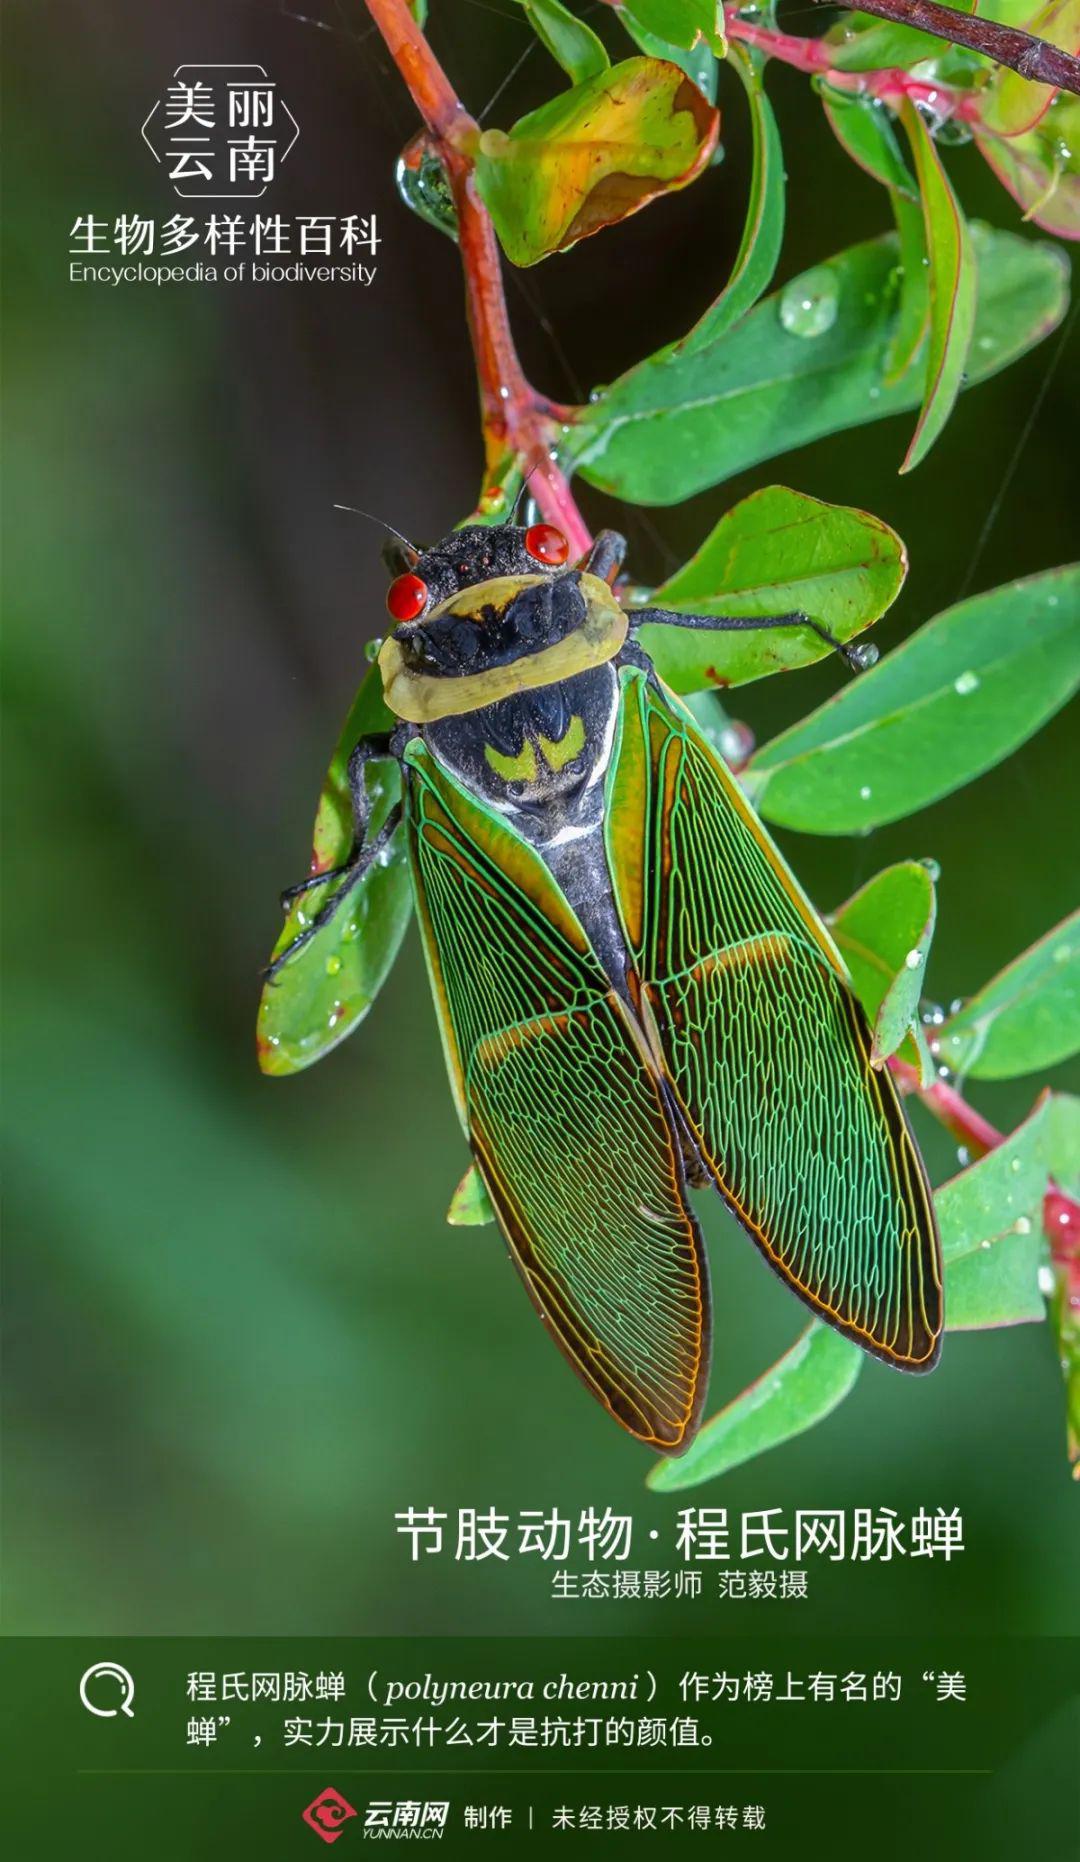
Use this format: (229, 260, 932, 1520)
(1, 1638, 1076, 1858)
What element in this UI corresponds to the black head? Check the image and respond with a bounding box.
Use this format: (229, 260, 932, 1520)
(376, 523, 627, 726)
(384, 523, 573, 623)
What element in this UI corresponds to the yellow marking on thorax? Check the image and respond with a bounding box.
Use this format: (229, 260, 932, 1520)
(539, 713, 586, 772)
(485, 738, 539, 783)
(379, 573, 627, 724)
(483, 712, 586, 785)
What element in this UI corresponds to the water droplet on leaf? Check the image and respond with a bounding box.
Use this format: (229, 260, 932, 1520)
(933, 117, 973, 147)
(919, 857, 941, 881)
(779, 267, 839, 339)
(953, 670, 980, 695)
(905, 949, 923, 970)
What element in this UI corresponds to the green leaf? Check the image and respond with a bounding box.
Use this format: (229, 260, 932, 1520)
(621, 0, 724, 53)
(516, 0, 610, 85)
(937, 1099, 1053, 1263)
(257, 664, 413, 1076)
(821, 88, 918, 200)
(473, 57, 717, 266)
(825, 5, 981, 78)
(1043, 1096, 1080, 1474)
(937, 1099, 1053, 1329)
(817, 90, 929, 382)
(936, 911, 1080, 1080)
(648, 1322, 864, 1491)
(946, 1227, 1046, 1327)
(885, 189, 931, 382)
(638, 485, 906, 690)
(672, 44, 784, 355)
(828, 861, 937, 1072)
(447, 1163, 496, 1226)
(1047, 1092, 1080, 1190)
(743, 564, 1080, 835)
(568, 225, 1069, 503)
(897, 100, 977, 472)
(618, 4, 718, 97)
(1050, 1251, 1080, 1474)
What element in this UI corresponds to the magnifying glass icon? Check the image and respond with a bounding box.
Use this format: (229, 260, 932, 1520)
(79, 1662, 136, 1718)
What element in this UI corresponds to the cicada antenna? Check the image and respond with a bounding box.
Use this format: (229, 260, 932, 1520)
(510, 465, 544, 524)
(332, 503, 418, 557)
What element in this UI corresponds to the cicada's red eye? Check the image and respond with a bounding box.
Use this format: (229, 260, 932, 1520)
(386, 573, 429, 622)
(524, 524, 569, 566)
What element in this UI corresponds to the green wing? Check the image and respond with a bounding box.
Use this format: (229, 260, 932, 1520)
(405, 740, 709, 1449)
(606, 669, 942, 1370)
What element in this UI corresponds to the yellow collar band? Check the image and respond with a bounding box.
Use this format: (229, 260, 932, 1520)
(378, 572, 628, 724)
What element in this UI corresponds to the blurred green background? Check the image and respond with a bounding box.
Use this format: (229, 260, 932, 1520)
(4, 0, 1078, 1640)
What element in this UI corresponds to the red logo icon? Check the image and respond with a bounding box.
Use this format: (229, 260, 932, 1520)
(302, 1787, 358, 1844)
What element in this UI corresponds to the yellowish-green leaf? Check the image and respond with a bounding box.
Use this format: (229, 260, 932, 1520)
(977, 93, 1080, 240)
(980, 0, 1080, 137)
(447, 1163, 496, 1226)
(474, 57, 718, 265)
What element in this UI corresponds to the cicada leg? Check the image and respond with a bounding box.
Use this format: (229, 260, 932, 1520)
(265, 731, 402, 980)
(627, 606, 879, 675)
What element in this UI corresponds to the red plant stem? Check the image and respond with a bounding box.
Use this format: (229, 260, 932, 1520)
(725, 16, 835, 74)
(725, 14, 983, 120)
(889, 1057, 1080, 1264)
(362, 0, 592, 557)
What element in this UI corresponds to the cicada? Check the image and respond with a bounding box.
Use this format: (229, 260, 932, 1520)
(260, 520, 942, 1451)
